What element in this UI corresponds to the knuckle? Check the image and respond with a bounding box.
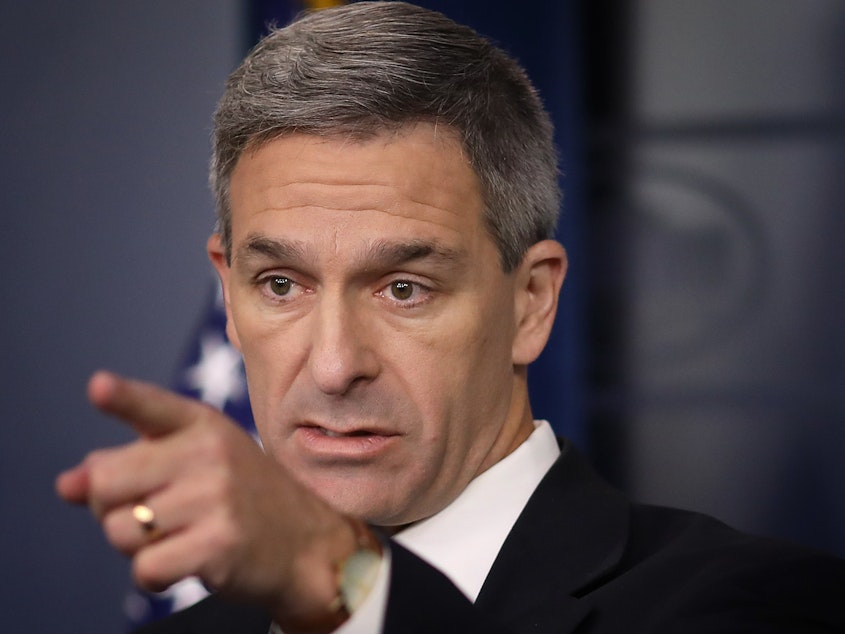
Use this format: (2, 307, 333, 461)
(133, 553, 171, 593)
(102, 510, 135, 556)
(205, 470, 236, 508)
(192, 425, 233, 464)
(86, 459, 120, 514)
(101, 509, 122, 540)
(198, 515, 242, 590)
(208, 510, 241, 554)
(84, 451, 111, 491)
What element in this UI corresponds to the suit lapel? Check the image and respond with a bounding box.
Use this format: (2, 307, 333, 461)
(475, 441, 630, 633)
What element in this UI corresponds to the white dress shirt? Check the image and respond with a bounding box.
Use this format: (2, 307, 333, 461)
(273, 420, 561, 633)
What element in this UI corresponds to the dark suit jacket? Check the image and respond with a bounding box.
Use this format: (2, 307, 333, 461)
(137, 441, 845, 633)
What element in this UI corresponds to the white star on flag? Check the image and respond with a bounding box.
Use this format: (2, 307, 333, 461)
(183, 332, 246, 410)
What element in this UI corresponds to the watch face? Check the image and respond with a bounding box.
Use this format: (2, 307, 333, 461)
(339, 546, 384, 613)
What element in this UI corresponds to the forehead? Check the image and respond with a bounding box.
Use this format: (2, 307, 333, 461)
(227, 124, 488, 254)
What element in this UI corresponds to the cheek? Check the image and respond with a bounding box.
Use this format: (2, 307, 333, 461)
(230, 307, 307, 425)
(450, 300, 518, 416)
(396, 303, 515, 432)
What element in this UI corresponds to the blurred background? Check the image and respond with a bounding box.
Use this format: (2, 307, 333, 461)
(2, 1, 843, 631)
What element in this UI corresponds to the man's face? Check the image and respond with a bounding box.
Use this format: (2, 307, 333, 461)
(211, 124, 534, 526)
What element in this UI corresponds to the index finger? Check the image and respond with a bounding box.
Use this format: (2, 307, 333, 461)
(88, 370, 209, 438)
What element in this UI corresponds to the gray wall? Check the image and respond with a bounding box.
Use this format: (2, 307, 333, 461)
(623, 0, 845, 554)
(0, 2, 240, 631)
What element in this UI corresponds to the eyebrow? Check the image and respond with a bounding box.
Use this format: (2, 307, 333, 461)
(235, 235, 309, 265)
(365, 239, 464, 269)
(234, 234, 464, 271)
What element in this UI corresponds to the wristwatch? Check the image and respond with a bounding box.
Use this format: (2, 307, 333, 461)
(273, 518, 384, 634)
(334, 518, 384, 615)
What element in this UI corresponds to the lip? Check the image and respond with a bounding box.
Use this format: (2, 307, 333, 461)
(295, 423, 400, 460)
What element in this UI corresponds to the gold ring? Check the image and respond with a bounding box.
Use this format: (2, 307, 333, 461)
(132, 503, 159, 538)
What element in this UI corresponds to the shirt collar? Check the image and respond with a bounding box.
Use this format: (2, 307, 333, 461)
(392, 420, 560, 601)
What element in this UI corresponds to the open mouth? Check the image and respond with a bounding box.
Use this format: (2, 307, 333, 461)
(317, 427, 378, 438)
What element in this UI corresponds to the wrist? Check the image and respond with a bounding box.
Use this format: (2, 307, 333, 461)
(277, 516, 383, 634)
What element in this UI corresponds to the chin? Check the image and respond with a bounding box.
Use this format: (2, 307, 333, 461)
(297, 473, 402, 522)
(331, 497, 405, 526)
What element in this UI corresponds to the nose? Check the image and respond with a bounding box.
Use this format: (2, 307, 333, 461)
(308, 294, 379, 395)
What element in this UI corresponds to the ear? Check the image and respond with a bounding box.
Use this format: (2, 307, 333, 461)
(512, 240, 568, 366)
(207, 234, 242, 352)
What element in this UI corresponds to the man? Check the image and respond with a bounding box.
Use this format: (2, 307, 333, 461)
(57, 3, 844, 633)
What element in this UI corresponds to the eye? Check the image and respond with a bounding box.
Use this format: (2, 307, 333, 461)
(390, 280, 414, 301)
(378, 278, 432, 308)
(269, 276, 293, 296)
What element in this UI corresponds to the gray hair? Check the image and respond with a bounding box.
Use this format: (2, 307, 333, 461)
(211, 1, 560, 271)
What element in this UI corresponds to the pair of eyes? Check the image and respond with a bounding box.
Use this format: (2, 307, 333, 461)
(266, 276, 422, 302)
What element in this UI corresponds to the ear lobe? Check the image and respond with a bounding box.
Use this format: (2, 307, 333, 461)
(512, 240, 568, 366)
(207, 234, 242, 352)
